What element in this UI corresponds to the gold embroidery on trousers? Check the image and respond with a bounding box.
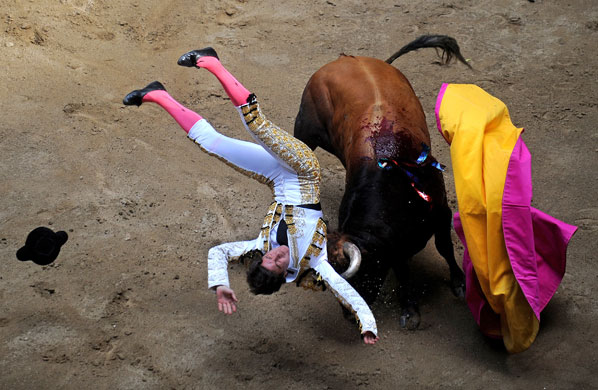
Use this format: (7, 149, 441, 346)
(239, 100, 321, 204)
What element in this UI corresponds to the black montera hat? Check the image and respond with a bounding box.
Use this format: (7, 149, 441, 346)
(16, 227, 68, 266)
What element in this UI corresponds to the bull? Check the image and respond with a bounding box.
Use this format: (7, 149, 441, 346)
(294, 35, 469, 328)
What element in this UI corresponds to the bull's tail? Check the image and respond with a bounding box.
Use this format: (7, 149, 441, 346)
(385, 35, 472, 69)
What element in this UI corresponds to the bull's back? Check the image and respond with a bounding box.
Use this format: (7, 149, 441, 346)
(316, 55, 418, 114)
(301, 55, 430, 170)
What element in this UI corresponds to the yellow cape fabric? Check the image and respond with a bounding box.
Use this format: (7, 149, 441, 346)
(437, 84, 539, 353)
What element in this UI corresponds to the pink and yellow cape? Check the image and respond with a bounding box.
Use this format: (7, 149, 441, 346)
(435, 84, 577, 353)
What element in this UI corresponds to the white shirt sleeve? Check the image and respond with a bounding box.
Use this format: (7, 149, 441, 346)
(312, 260, 378, 337)
(207, 239, 257, 290)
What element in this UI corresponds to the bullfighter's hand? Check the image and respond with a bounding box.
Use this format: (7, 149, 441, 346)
(362, 331, 379, 345)
(216, 285, 238, 315)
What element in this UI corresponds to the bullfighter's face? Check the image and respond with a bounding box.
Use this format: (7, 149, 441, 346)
(261, 245, 290, 276)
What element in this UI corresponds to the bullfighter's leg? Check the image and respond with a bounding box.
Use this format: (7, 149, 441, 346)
(434, 205, 466, 298)
(123, 81, 201, 133)
(177, 47, 251, 106)
(123, 81, 282, 183)
(179, 48, 321, 203)
(392, 259, 421, 330)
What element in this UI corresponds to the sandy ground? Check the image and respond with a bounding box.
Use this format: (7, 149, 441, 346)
(1, 0, 597, 388)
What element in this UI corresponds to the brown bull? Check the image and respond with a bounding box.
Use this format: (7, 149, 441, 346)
(294, 35, 469, 328)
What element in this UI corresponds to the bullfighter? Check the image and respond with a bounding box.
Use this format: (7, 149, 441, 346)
(123, 48, 379, 344)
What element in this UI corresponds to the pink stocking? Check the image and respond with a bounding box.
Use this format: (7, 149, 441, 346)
(196, 56, 251, 106)
(142, 90, 202, 134)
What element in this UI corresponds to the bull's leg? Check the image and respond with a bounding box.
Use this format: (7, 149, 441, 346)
(293, 112, 321, 151)
(293, 90, 334, 153)
(392, 260, 421, 330)
(434, 205, 466, 298)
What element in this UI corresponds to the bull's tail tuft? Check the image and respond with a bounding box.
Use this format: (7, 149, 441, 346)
(385, 35, 472, 69)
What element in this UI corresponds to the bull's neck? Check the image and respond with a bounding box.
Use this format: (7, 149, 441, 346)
(339, 160, 438, 251)
(339, 163, 400, 245)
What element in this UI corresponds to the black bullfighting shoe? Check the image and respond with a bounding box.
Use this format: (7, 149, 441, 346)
(177, 47, 219, 68)
(122, 81, 166, 106)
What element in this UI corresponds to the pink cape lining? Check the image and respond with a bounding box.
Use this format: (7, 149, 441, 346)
(435, 84, 577, 335)
(501, 137, 577, 318)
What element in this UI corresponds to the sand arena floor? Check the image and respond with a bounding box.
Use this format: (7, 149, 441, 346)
(1, 0, 596, 388)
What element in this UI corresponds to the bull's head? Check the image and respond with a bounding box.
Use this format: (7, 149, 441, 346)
(327, 231, 362, 279)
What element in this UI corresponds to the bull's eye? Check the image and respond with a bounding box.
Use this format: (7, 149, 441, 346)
(377, 159, 393, 170)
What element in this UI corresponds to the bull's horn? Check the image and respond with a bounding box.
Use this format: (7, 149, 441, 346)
(341, 242, 361, 279)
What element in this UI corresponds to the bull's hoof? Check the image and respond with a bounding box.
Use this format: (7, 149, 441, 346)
(450, 271, 466, 299)
(399, 307, 420, 330)
(177, 47, 219, 67)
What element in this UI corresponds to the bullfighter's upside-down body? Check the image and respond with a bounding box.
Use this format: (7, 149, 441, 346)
(123, 48, 378, 345)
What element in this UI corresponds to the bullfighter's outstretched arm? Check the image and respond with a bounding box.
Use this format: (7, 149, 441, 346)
(207, 239, 257, 290)
(312, 260, 379, 340)
(207, 239, 259, 315)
